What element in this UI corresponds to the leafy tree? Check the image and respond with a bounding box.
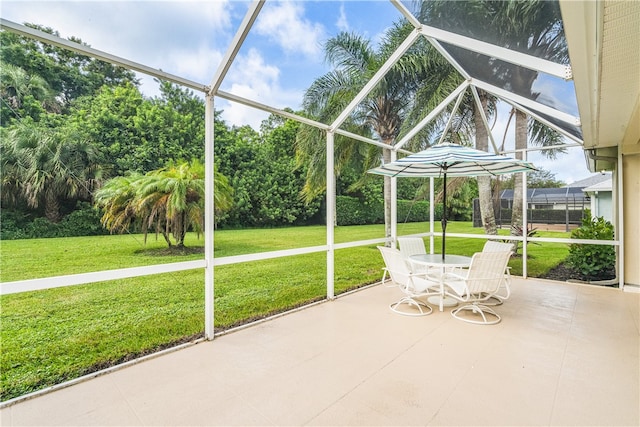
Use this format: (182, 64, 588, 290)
(67, 82, 205, 175)
(65, 83, 145, 175)
(0, 24, 138, 109)
(501, 168, 564, 189)
(215, 115, 320, 228)
(1, 120, 102, 222)
(95, 160, 232, 248)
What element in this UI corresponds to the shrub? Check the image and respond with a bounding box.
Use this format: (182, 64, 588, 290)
(0, 203, 108, 240)
(57, 203, 109, 237)
(566, 214, 615, 279)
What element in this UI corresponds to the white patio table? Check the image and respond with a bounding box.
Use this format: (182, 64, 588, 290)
(409, 254, 472, 312)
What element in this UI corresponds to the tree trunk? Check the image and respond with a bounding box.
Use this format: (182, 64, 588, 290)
(174, 212, 186, 248)
(474, 92, 497, 235)
(161, 231, 173, 248)
(511, 110, 527, 234)
(382, 146, 392, 247)
(44, 189, 62, 223)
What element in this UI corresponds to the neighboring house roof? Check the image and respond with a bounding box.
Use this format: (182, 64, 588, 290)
(564, 173, 611, 188)
(582, 177, 613, 193)
(500, 173, 614, 203)
(500, 187, 588, 203)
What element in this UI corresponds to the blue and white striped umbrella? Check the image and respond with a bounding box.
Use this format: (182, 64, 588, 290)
(368, 142, 536, 259)
(368, 142, 536, 177)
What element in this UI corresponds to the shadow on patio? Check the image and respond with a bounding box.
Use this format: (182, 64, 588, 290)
(1, 277, 638, 426)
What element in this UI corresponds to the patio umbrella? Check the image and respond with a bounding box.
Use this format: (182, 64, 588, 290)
(368, 142, 536, 260)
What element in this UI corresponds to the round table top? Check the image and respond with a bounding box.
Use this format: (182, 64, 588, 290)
(409, 253, 472, 267)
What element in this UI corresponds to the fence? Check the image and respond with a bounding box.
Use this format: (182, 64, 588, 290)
(473, 187, 588, 231)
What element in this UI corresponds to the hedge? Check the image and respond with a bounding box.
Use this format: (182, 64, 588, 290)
(336, 196, 442, 226)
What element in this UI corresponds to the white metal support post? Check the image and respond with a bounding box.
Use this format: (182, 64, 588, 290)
(522, 149, 528, 278)
(617, 151, 625, 289)
(326, 131, 335, 299)
(204, 94, 215, 339)
(390, 150, 398, 247)
(429, 177, 435, 254)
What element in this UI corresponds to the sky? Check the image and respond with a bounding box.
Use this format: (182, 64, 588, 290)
(1, 0, 595, 184)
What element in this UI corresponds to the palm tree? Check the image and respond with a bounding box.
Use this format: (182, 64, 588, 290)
(0, 63, 60, 124)
(1, 122, 102, 222)
(92, 173, 143, 236)
(416, 0, 567, 237)
(493, 0, 568, 235)
(94, 160, 233, 248)
(414, 0, 501, 235)
(297, 21, 453, 241)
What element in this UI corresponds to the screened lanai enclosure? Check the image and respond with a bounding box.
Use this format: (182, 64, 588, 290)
(474, 187, 589, 231)
(1, 0, 638, 407)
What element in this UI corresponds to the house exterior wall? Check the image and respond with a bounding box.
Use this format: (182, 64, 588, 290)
(589, 192, 613, 222)
(623, 154, 640, 287)
(621, 96, 639, 288)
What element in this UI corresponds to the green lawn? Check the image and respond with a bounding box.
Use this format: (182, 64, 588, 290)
(0, 222, 570, 401)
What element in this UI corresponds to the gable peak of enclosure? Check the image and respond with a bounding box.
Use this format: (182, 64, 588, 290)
(208, 0, 582, 155)
(0, 0, 581, 154)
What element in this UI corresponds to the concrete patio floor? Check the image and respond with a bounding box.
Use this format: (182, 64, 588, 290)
(1, 277, 638, 426)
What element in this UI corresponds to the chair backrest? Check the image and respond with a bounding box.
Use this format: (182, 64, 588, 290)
(397, 237, 426, 260)
(378, 246, 412, 286)
(378, 246, 435, 293)
(483, 240, 514, 253)
(465, 251, 512, 294)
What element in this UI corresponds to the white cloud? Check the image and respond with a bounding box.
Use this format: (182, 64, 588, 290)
(490, 103, 589, 185)
(532, 75, 579, 116)
(529, 147, 590, 185)
(336, 3, 349, 32)
(166, 44, 224, 84)
(219, 48, 303, 129)
(254, 1, 325, 58)
(1, 1, 232, 78)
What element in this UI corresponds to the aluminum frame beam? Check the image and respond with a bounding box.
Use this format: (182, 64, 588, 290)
(500, 98, 584, 145)
(216, 90, 412, 154)
(209, 0, 264, 95)
(390, 0, 422, 29)
(470, 85, 500, 154)
(424, 37, 472, 80)
(0, 19, 208, 93)
(326, 131, 335, 299)
(394, 81, 470, 150)
(421, 25, 572, 81)
(436, 89, 467, 145)
(0, 261, 205, 296)
(472, 78, 581, 127)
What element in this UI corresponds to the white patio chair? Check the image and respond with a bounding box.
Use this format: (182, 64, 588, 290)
(378, 246, 440, 316)
(442, 250, 513, 325)
(397, 236, 435, 276)
(483, 240, 515, 253)
(481, 241, 514, 304)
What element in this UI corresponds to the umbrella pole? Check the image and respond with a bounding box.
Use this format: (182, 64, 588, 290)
(442, 170, 447, 261)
